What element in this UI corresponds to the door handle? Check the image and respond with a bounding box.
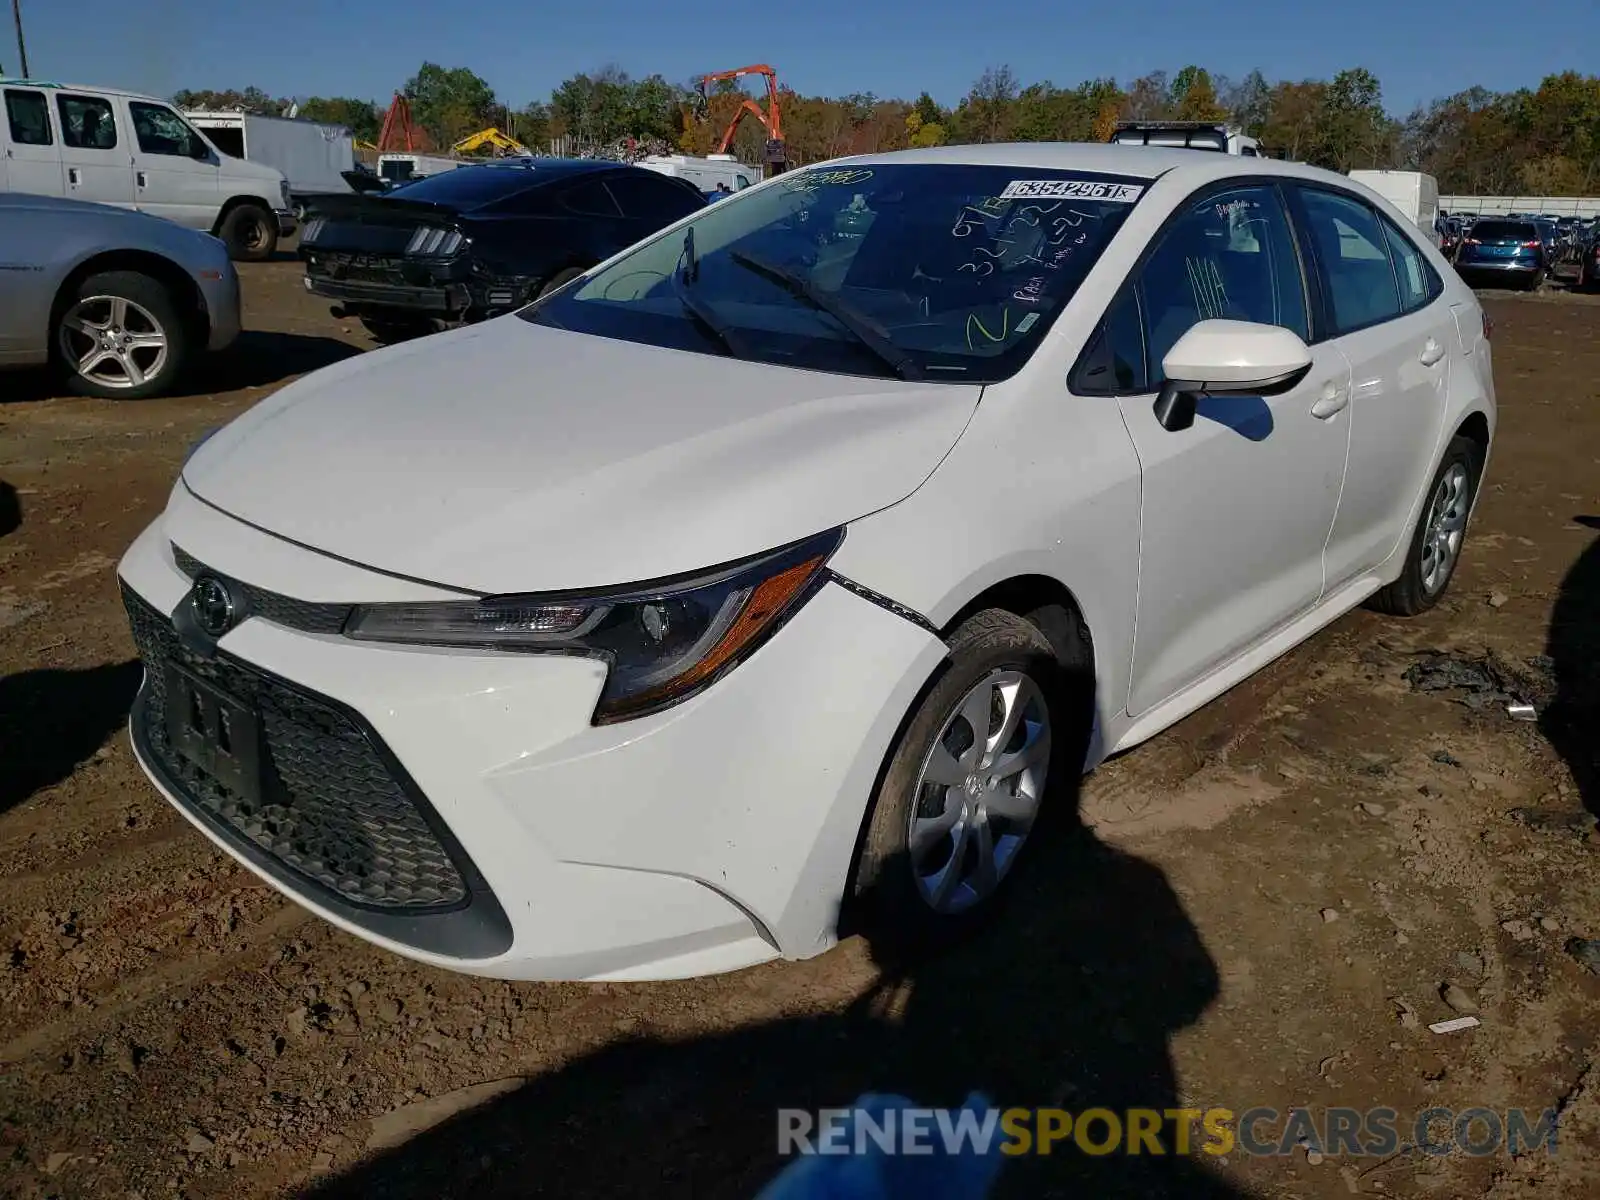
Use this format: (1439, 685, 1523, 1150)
(1310, 382, 1349, 420)
(1419, 338, 1446, 367)
(137, 170, 147, 188)
(68, 167, 81, 186)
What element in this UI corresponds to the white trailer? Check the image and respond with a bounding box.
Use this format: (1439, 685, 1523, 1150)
(1349, 170, 1441, 247)
(375, 153, 464, 187)
(636, 154, 760, 197)
(186, 111, 354, 213)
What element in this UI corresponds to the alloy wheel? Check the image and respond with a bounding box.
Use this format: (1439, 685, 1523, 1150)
(58, 295, 169, 392)
(1420, 461, 1471, 595)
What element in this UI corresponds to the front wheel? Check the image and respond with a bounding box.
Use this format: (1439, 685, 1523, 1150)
(54, 271, 188, 400)
(852, 608, 1089, 948)
(1369, 435, 1481, 616)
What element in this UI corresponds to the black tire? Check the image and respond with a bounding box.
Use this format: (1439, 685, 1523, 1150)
(217, 203, 278, 262)
(851, 607, 1092, 953)
(536, 267, 587, 299)
(54, 270, 189, 400)
(358, 315, 436, 345)
(1369, 434, 1482, 616)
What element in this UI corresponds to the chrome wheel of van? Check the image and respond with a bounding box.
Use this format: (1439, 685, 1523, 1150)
(58, 295, 170, 392)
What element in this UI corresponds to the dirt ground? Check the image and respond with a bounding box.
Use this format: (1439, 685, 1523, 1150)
(2, 257, 1600, 1200)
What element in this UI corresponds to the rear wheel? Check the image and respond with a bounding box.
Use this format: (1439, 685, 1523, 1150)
(1369, 435, 1481, 616)
(217, 203, 278, 262)
(54, 271, 188, 400)
(852, 608, 1091, 949)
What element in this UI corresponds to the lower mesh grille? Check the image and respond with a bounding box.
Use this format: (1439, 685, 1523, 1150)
(123, 586, 468, 911)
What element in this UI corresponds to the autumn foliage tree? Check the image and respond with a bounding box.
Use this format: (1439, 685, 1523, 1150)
(176, 63, 1600, 194)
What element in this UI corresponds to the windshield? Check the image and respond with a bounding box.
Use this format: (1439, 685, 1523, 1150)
(522, 162, 1148, 383)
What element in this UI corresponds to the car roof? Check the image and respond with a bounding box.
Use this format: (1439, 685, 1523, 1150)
(0, 78, 170, 102)
(815, 142, 1362, 190)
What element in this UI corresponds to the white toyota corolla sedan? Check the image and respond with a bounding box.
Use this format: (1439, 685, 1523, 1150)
(118, 144, 1494, 981)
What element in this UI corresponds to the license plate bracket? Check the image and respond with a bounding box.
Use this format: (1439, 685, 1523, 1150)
(164, 666, 263, 803)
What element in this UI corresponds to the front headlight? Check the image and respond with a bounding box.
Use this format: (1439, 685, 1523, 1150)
(345, 528, 842, 722)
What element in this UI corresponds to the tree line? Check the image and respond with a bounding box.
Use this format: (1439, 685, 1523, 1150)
(173, 63, 1600, 196)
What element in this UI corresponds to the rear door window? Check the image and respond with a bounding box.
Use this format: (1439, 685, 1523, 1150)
(56, 94, 118, 149)
(4, 89, 52, 145)
(605, 174, 703, 225)
(1296, 188, 1402, 335)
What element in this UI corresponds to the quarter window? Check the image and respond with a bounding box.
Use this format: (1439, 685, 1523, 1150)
(1134, 185, 1308, 384)
(129, 102, 206, 158)
(1377, 215, 1441, 313)
(57, 94, 118, 150)
(4, 89, 52, 146)
(1298, 189, 1403, 333)
(562, 179, 621, 218)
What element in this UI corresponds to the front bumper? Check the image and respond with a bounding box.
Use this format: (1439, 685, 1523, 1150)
(304, 273, 469, 313)
(117, 490, 945, 981)
(201, 262, 242, 352)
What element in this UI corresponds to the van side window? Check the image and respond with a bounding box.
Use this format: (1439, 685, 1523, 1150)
(129, 102, 206, 159)
(4, 89, 52, 146)
(57, 95, 118, 150)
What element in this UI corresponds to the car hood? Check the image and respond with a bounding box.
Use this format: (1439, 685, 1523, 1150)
(182, 318, 981, 594)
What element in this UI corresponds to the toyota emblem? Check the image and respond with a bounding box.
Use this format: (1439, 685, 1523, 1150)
(190, 575, 236, 638)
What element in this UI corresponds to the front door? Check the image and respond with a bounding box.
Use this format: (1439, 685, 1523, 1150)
(1114, 183, 1353, 716)
(3, 87, 64, 197)
(1291, 185, 1454, 589)
(127, 100, 220, 229)
(55, 92, 134, 209)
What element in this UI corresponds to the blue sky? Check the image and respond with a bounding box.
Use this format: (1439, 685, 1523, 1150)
(7, 0, 1591, 116)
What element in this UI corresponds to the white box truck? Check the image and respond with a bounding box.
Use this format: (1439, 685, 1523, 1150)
(375, 153, 464, 187)
(1348, 170, 1441, 247)
(185, 111, 355, 215)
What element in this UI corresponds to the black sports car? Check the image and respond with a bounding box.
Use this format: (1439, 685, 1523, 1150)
(299, 158, 707, 343)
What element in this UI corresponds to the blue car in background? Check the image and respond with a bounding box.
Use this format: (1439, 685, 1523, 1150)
(1454, 218, 1548, 291)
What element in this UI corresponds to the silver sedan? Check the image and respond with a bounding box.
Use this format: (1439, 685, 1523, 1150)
(0, 193, 241, 399)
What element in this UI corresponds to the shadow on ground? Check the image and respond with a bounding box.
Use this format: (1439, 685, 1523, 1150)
(0, 660, 142, 815)
(1, 331, 361, 404)
(1543, 515, 1600, 812)
(0, 481, 18, 538)
(309, 794, 1240, 1198)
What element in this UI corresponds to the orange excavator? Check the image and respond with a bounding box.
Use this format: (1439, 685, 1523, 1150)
(375, 92, 433, 153)
(697, 64, 786, 169)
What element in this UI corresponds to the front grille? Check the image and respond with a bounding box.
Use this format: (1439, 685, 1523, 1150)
(123, 585, 469, 911)
(171, 544, 352, 635)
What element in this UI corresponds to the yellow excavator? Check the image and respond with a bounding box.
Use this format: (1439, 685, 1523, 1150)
(451, 127, 530, 157)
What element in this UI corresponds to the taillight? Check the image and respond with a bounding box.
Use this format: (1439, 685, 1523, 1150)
(1463, 238, 1480, 246)
(1522, 240, 1541, 249)
(405, 227, 464, 257)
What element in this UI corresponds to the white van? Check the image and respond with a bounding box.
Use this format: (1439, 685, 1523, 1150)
(0, 79, 292, 260)
(1348, 170, 1441, 248)
(636, 154, 758, 197)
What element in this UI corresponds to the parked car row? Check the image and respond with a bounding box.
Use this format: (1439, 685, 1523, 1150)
(1434, 210, 1600, 290)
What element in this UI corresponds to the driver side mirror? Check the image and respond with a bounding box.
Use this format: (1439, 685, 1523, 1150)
(1152, 319, 1314, 432)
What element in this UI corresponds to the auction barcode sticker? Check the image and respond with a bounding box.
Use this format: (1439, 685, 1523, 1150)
(998, 180, 1145, 202)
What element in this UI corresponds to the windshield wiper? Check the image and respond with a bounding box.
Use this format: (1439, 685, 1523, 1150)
(728, 248, 921, 380)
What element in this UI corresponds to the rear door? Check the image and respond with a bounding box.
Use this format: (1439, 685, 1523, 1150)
(2, 87, 64, 197)
(55, 92, 134, 208)
(127, 99, 220, 229)
(1290, 185, 1453, 590)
